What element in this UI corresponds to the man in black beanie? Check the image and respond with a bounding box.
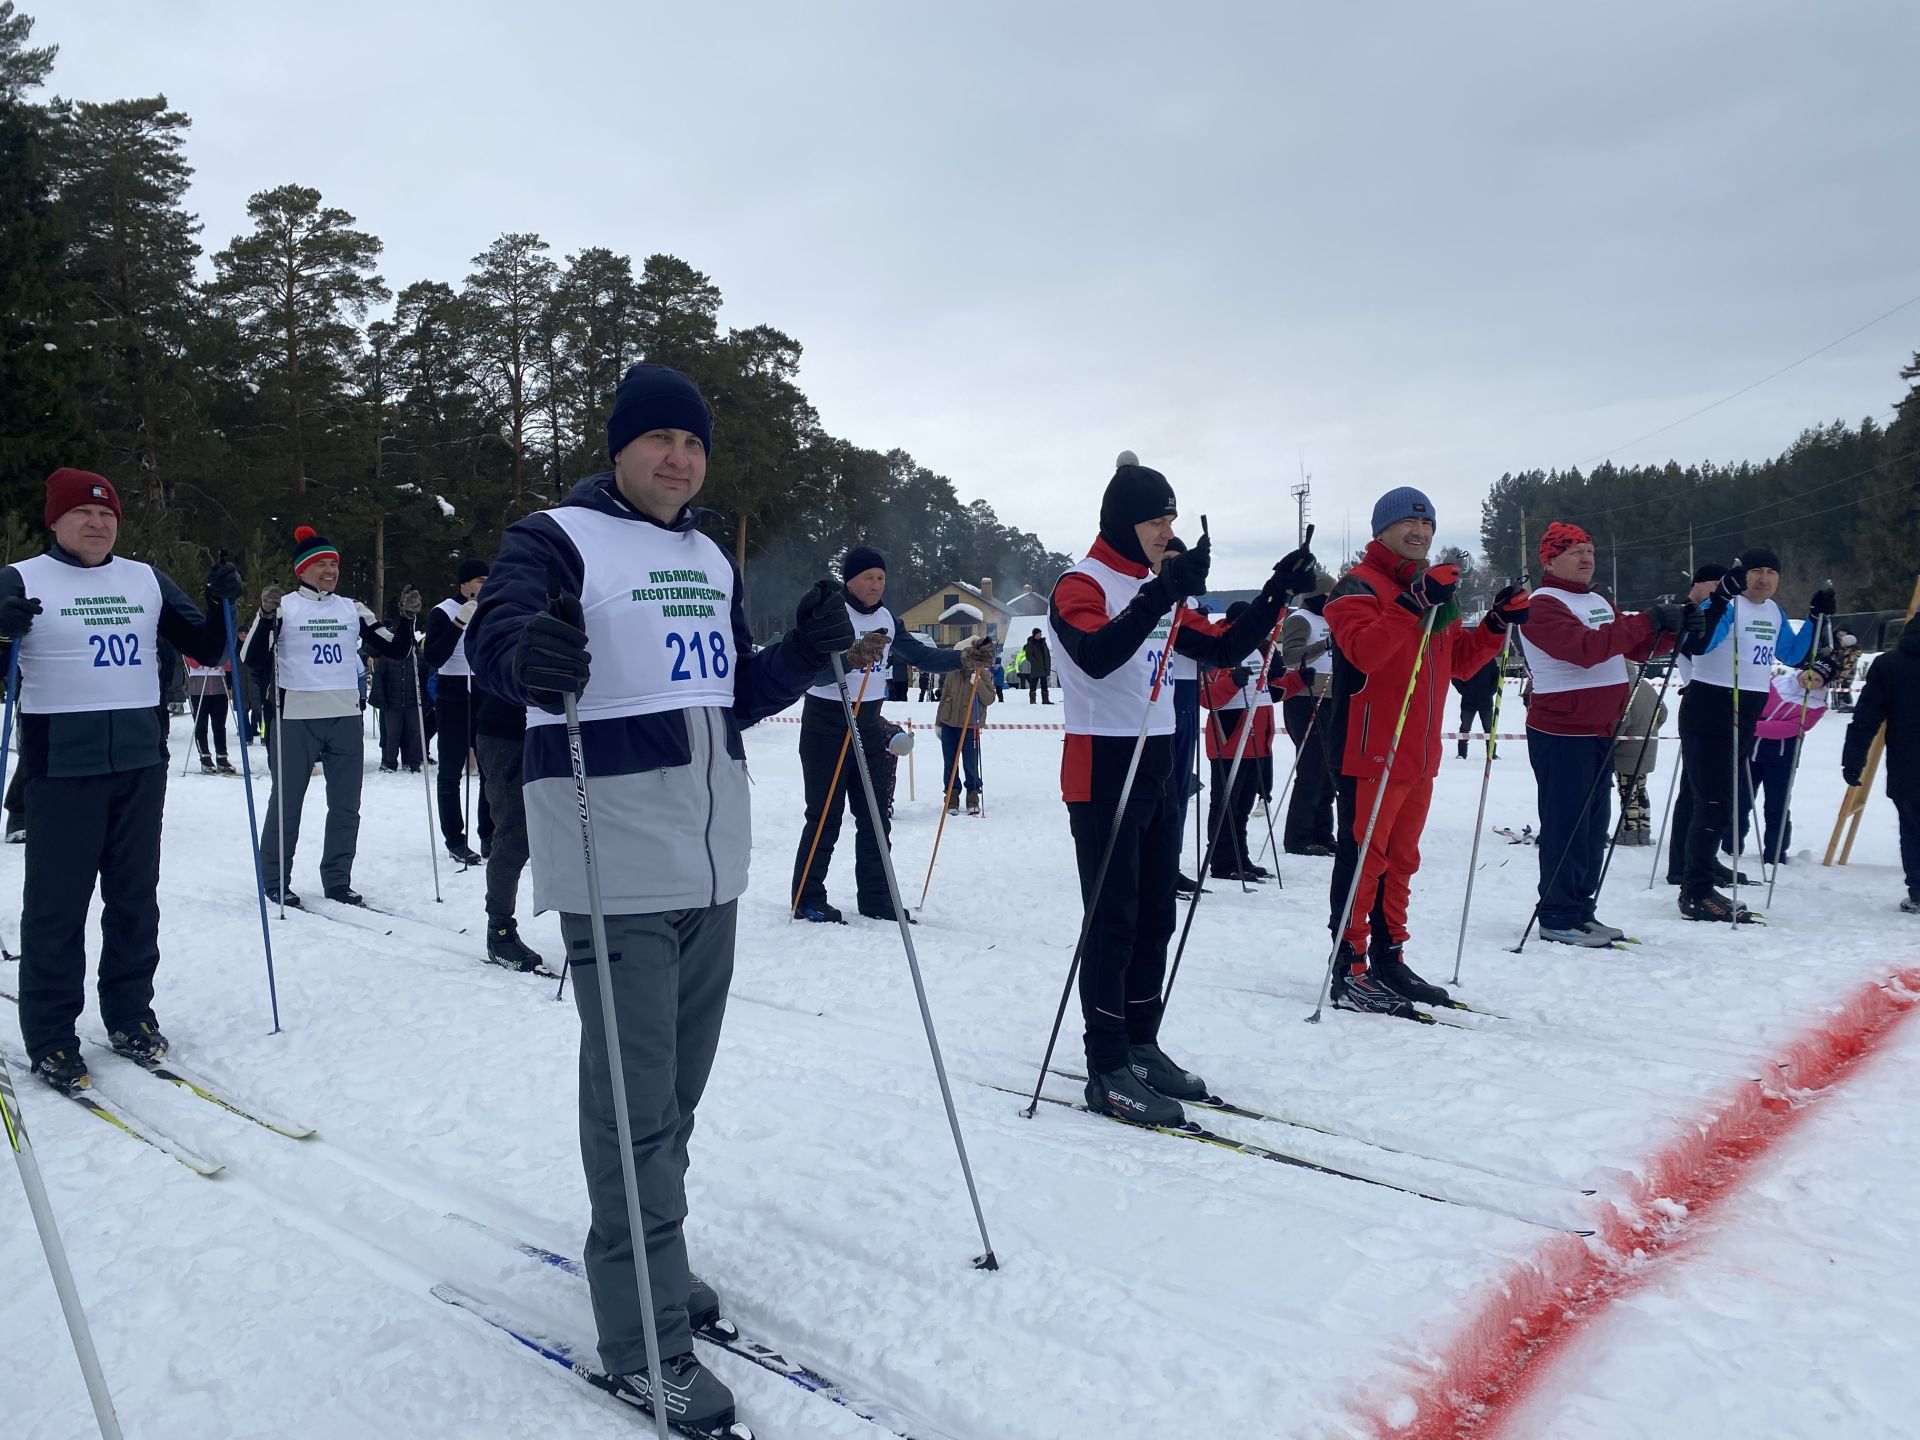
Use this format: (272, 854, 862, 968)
(1049, 452, 1317, 1126)
(790, 545, 994, 923)
(423, 557, 494, 865)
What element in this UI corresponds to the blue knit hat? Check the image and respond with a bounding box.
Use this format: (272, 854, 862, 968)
(607, 363, 712, 461)
(1371, 486, 1435, 536)
(840, 545, 886, 582)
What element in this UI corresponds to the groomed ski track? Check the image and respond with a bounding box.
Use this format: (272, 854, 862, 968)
(4, 692, 1915, 1438)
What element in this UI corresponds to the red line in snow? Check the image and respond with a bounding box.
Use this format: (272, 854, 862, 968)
(1358, 966, 1920, 1440)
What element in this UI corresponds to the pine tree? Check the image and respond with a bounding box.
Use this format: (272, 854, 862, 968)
(462, 232, 555, 519)
(209, 183, 387, 495)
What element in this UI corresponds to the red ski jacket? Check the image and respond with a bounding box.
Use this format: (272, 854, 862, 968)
(1324, 541, 1505, 781)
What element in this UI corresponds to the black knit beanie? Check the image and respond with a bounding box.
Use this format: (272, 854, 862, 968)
(1737, 545, 1781, 572)
(1098, 451, 1177, 566)
(457, 558, 490, 585)
(1692, 562, 1728, 585)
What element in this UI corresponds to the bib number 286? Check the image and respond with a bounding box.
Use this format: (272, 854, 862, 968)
(666, 631, 731, 682)
(88, 633, 142, 667)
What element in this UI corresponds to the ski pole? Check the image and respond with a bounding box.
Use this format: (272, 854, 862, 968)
(1253, 708, 1283, 889)
(0, 645, 17, 962)
(1593, 645, 1681, 899)
(1164, 620, 1289, 1004)
(409, 644, 444, 905)
(555, 670, 672, 1440)
(972, 672, 986, 818)
(830, 653, 999, 1271)
(1448, 627, 1514, 986)
(1202, 705, 1254, 893)
(920, 666, 983, 907)
(1646, 661, 1687, 891)
(1024, 606, 1185, 1116)
(1730, 590, 1745, 921)
(225, 599, 282, 1034)
(271, 622, 287, 921)
(1257, 689, 1323, 868)
(0, 1044, 126, 1439)
(1307, 606, 1439, 1024)
(1765, 613, 1828, 907)
(790, 662, 873, 918)
(180, 682, 205, 777)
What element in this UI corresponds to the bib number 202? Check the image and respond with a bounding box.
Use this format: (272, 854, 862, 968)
(88, 632, 142, 668)
(666, 631, 731, 682)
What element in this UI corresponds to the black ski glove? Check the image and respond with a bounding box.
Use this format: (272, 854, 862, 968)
(1842, 763, 1863, 789)
(1394, 564, 1460, 616)
(1808, 586, 1836, 617)
(1146, 534, 1212, 605)
(205, 560, 245, 605)
(514, 595, 591, 715)
(1483, 583, 1531, 633)
(1300, 665, 1316, 688)
(794, 579, 855, 668)
(1259, 538, 1319, 605)
(1717, 565, 1748, 600)
(1230, 665, 1252, 688)
(1646, 602, 1686, 635)
(0, 594, 42, 637)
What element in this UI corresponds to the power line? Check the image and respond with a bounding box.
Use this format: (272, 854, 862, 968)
(1586, 290, 1920, 466)
(1609, 447, 1918, 554)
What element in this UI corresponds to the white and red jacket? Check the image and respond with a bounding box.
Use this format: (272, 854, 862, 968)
(1201, 661, 1276, 761)
(1048, 537, 1281, 802)
(1516, 579, 1671, 738)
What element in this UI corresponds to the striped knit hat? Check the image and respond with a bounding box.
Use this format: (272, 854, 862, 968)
(291, 525, 340, 576)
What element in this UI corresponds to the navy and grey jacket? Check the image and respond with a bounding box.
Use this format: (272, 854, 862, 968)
(0, 544, 229, 778)
(466, 473, 822, 914)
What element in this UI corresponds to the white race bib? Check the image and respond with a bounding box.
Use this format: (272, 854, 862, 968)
(807, 604, 892, 702)
(434, 597, 473, 677)
(12, 554, 162, 714)
(1690, 596, 1780, 693)
(275, 591, 363, 693)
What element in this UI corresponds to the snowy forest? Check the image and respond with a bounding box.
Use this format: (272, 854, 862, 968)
(0, 4, 1072, 634)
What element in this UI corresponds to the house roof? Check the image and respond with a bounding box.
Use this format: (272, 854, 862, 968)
(938, 602, 984, 622)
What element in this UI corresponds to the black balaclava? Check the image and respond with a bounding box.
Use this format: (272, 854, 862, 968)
(1099, 457, 1177, 567)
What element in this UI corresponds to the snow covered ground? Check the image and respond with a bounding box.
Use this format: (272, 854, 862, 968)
(3, 681, 1915, 1440)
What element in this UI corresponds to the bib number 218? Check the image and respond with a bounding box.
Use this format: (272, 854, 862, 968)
(666, 631, 731, 682)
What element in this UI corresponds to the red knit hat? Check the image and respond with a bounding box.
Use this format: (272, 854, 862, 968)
(1538, 520, 1592, 568)
(44, 468, 122, 528)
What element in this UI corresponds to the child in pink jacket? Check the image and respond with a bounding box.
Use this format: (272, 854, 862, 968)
(1742, 656, 1838, 865)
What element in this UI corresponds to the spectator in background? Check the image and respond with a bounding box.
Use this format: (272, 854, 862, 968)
(936, 656, 995, 814)
(1452, 650, 1499, 760)
(1025, 626, 1053, 703)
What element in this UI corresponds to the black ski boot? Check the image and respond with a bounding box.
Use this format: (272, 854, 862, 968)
(1128, 1041, 1208, 1100)
(795, 900, 844, 924)
(1330, 947, 1422, 1019)
(1903, 892, 1920, 915)
(325, 886, 368, 907)
(199, 756, 219, 775)
(1175, 872, 1207, 897)
(858, 897, 915, 924)
(689, 1274, 722, 1335)
(447, 841, 483, 866)
(265, 885, 303, 909)
(108, 1020, 170, 1066)
(484, 921, 545, 973)
(33, 1048, 89, 1095)
(1370, 944, 1451, 1006)
(1679, 887, 1755, 923)
(216, 756, 238, 775)
(1085, 1063, 1185, 1126)
(612, 1351, 737, 1435)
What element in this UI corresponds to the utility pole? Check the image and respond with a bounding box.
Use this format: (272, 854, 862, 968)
(1290, 457, 1312, 548)
(1611, 530, 1619, 601)
(1518, 509, 1528, 581)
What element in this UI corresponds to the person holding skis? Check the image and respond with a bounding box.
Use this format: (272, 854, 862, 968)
(465, 361, 852, 1433)
(1671, 546, 1830, 921)
(789, 546, 992, 924)
(422, 558, 493, 865)
(1049, 452, 1317, 1125)
(0, 468, 243, 1093)
(242, 526, 420, 908)
(1514, 522, 1683, 946)
(1841, 615, 1920, 913)
(1323, 487, 1525, 1015)
(1279, 592, 1338, 857)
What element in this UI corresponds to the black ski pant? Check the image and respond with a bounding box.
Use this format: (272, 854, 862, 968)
(1172, 679, 1200, 842)
(1527, 729, 1614, 931)
(1893, 780, 1920, 895)
(1208, 752, 1258, 877)
(1027, 674, 1051, 703)
(790, 696, 891, 911)
(192, 692, 231, 761)
(1675, 717, 1759, 891)
(433, 677, 492, 850)
(4, 760, 26, 833)
(1067, 785, 1179, 1073)
(1282, 694, 1336, 851)
(476, 733, 530, 925)
(1457, 695, 1495, 757)
(16, 764, 166, 1065)
(565, 901, 733, 1371)
(380, 702, 422, 769)
(1738, 735, 1798, 864)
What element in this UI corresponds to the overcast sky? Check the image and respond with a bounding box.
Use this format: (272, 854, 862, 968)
(35, 1, 1920, 584)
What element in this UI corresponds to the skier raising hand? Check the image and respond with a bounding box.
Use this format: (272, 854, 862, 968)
(1, 468, 243, 1093)
(1048, 453, 1317, 1126)
(1323, 487, 1521, 1016)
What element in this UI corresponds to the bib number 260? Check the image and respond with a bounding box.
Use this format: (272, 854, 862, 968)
(88, 633, 142, 667)
(666, 631, 731, 682)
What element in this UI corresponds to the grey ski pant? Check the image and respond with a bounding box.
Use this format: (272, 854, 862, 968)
(260, 713, 364, 894)
(565, 901, 735, 1371)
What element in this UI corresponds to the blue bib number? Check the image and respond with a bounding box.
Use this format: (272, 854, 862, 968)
(88, 633, 142, 668)
(665, 631, 732, 682)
